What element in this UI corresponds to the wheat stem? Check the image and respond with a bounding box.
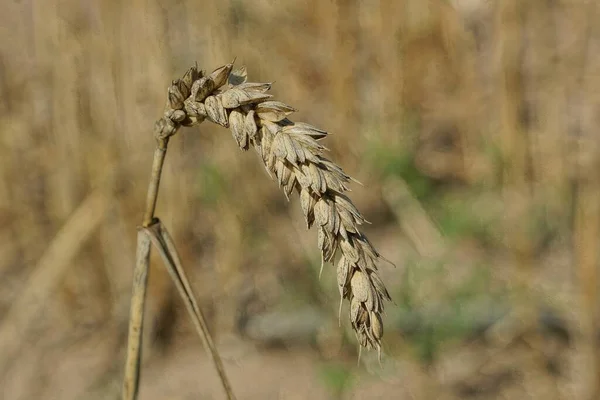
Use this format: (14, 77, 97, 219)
(142, 140, 169, 227)
(121, 229, 152, 400)
(122, 137, 170, 400)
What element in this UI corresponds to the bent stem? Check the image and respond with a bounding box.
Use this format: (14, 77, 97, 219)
(121, 133, 235, 400)
(144, 221, 235, 399)
(121, 138, 169, 400)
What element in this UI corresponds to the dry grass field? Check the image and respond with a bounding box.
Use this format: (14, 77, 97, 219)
(1, 0, 600, 399)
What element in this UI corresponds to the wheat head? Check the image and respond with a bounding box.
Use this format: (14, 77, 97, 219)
(155, 62, 392, 355)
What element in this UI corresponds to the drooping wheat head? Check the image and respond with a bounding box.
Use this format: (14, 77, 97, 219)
(155, 62, 392, 356)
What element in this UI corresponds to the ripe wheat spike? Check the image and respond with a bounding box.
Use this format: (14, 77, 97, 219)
(155, 62, 392, 356)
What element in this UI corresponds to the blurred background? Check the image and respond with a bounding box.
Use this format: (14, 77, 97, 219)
(1, 0, 600, 399)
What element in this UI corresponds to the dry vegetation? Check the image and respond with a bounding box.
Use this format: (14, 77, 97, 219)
(1, 0, 600, 399)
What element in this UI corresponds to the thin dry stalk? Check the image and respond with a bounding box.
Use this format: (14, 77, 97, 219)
(570, 2, 600, 397)
(121, 138, 170, 400)
(152, 62, 393, 355)
(142, 146, 168, 228)
(121, 229, 151, 400)
(573, 163, 600, 400)
(0, 190, 108, 378)
(382, 179, 444, 258)
(144, 221, 234, 397)
(495, 0, 528, 189)
(486, 0, 535, 347)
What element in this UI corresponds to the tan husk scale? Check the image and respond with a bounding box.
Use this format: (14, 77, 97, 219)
(155, 62, 393, 356)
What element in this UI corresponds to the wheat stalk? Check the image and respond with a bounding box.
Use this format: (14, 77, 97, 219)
(155, 62, 392, 355)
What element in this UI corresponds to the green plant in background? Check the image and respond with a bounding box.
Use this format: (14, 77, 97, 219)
(197, 161, 228, 207)
(365, 134, 436, 203)
(318, 362, 354, 399)
(431, 190, 498, 244)
(394, 258, 501, 365)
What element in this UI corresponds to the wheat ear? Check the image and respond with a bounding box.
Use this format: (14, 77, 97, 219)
(155, 62, 392, 355)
